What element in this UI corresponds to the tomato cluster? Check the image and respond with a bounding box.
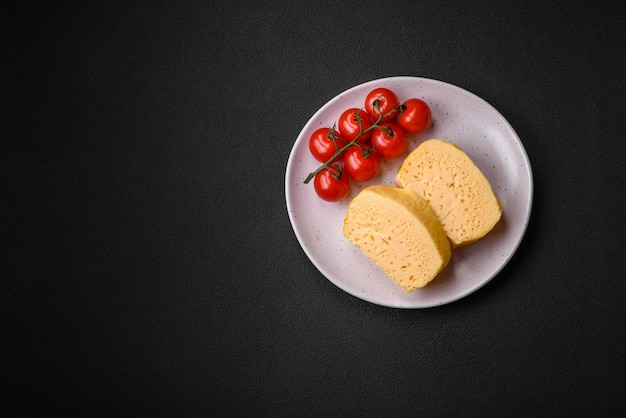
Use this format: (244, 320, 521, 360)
(305, 87, 432, 201)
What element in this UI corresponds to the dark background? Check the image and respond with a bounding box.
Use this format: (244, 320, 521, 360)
(3, 0, 625, 416)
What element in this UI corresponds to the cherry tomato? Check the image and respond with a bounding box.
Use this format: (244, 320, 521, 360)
(337, 108, 374, 143)
(364, 88, 400, 123)
(308, 127, 348, 163)
(396, 98, 432, 134)
(313, 163, 350, 202)
(343, 145, 380, 181)
(371, 123, 408, 159)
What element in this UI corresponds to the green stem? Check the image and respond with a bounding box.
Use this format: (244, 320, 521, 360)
(303, 104, 400, 184)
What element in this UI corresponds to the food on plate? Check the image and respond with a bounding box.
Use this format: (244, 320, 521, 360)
(395, 139, 502, 248)
(343, 185, 451, 291)
(396, 98, 432, 134)
(370, 122, 408, 159)
(303, 86, 432, 201)
(364, 88, 400, 123)
(342, 145, 380, 182)
(304, 87, 502, 290)
(337, 108, 374, 143)
(313, 163, 350, 202)
(308, 127, 348, 163)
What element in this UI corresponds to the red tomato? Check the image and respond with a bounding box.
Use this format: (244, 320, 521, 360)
(343, 145, 380, 181)
(313, 163, 350, 201)
(396, 98, 432, 134)
(364, 88, 400, 123)
(337, 108, 374, 143)
(308, 127, 348, 163)
(371, 123, 408, 159)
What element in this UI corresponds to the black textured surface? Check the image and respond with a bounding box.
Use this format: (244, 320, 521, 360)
(3, 1, 625, 416)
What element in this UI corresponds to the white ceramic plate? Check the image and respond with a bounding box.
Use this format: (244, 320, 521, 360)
(285, 76, 533, 308)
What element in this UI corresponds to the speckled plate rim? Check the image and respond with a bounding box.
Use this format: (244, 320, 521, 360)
(285, 76, 533, 308)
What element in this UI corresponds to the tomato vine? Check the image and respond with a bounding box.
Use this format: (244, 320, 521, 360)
(303, 101, 401, 184)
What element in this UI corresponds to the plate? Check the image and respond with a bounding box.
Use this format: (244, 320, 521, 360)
(285, 76, 533, 308)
